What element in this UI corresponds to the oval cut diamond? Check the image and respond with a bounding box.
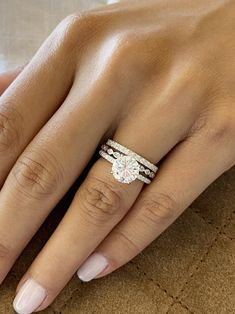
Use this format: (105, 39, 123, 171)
(112, 155, 140, 184)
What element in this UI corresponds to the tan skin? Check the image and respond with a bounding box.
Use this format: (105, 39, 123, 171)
(0, 0, 235, 312)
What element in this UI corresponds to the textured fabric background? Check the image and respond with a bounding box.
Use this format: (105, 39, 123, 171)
(0, 1, 234, 313)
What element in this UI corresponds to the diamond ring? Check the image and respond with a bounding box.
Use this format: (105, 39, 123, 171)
(99, 139, 158, 184)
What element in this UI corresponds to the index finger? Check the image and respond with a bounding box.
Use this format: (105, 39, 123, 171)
(0, 16, 76, 184)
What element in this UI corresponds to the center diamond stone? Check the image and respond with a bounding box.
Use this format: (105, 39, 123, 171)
(112, 155, 140, 184)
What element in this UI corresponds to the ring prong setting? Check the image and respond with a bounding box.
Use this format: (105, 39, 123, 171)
(111, 155, 140, 184)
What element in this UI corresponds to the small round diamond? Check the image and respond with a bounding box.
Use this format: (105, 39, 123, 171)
(113, 151, 120, 158)
(145, 169, 151, 175)
(149, 172, 155, 178)
(102, 144, 108, 151)
(112, 155, 140, 184)
(107, 148, 113, 155)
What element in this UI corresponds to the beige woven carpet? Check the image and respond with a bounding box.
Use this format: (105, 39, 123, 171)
(0, 1, 235, 313)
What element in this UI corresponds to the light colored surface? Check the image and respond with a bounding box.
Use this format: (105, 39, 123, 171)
(0, 0, 109, 71)
(0, 1, 234, 314)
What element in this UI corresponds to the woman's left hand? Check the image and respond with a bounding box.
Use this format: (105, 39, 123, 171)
(0, 1, 235, 313)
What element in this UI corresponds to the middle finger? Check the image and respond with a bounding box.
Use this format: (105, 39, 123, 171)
(0, 66, 118, 282)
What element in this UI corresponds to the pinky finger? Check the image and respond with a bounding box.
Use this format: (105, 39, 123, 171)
(0, 65, 25, 95)
(77, 126, 234, 281)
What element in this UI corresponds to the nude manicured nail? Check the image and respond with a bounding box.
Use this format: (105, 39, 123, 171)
(77, 253, 108, 282)
(13, 279, 46, 314)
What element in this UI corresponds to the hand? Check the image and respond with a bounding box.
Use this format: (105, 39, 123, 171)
(0, 0, 234, 313)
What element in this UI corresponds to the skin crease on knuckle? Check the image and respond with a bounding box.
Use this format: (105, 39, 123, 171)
(0, 104, 23, 154)
(77, 174, 125, 225)
(10, 149, 64, 201)
(112, 191, 180, 255)
(0, 104, 25, 185)
(4, 0, 235, 313)
(138, 192, 180, 227)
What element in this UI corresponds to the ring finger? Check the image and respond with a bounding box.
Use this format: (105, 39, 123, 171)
(13, 101, 194, 313)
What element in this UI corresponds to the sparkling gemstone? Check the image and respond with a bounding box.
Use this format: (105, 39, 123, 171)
(149, 172, 155, 178)
(112, 155, 140, 184)
(102, 144, 108, 151)
(113, 151, 120, 158)
(107, 148, 113, 154)
(145, 169, 151, 175)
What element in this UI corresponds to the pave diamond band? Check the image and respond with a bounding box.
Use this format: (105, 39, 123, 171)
(99, 139, 158, 185)
(101, 144, 156, 179)
(107, 139, 158, 172)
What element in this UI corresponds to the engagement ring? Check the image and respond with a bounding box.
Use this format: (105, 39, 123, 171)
(99, 139, 158, 184)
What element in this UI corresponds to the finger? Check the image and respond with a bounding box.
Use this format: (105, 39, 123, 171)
(12, 96, 194, 313)
(84, 117, 235, 279)
(0, 17, 76, 184)
(0, 70, 113, 281)
(0, 65, 24, 96)
(0, 14, 138, 282)
(12, 158, 142, 313)
(0, 12, 130, 288)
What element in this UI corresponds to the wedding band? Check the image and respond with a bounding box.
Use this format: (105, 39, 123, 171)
(99, 139, 158, 184)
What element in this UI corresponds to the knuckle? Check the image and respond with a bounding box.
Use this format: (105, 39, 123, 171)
(107, 31, 159, 81)
(110, 32, 138, 63)
(79, 175, 123, 224)
(118, 32, 137, 51)
(193, 107, 235, 144)
(207, 110, 235, 143)
(67, 12, 98, 27)
(59, 13, 87, 37)
(0, 104, 23, 153)
(12, 150, 63, 199)
(56, 12, 101, 52)
(139, 192, 179, 225)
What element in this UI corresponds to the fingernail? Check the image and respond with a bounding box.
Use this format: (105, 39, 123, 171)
(77, 253, 108, 282)
(13, 278, 46, 314)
